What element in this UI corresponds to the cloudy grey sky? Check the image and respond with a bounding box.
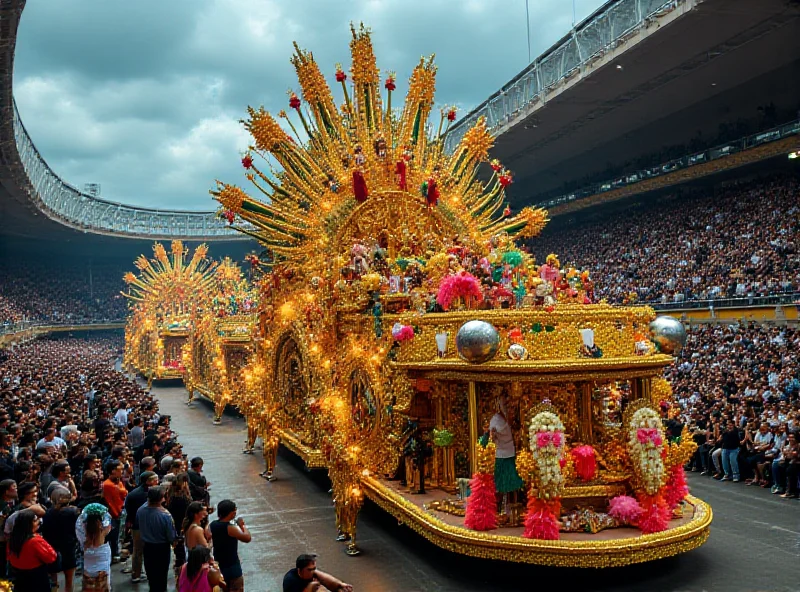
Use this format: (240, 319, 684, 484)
(14, 0, 605, 211)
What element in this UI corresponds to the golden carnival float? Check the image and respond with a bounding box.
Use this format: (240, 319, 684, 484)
(122, 241, 217, 386)
(182, 257, 260, 423)
(211, 25, 712, 566)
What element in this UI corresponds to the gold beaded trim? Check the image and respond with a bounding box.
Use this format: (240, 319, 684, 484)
(279, 429, 327, 469)
(360, 476, 712, 567)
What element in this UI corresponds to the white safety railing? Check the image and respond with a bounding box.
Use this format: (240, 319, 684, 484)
(12, 100, 251, 240)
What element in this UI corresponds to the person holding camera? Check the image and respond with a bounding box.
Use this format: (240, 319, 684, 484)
(210, 499, 250, 592)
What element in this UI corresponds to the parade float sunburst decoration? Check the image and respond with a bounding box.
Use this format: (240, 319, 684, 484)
(122, 241, 219, 382)
(212, 23, 548, 272)
(122, 240, 218, 315)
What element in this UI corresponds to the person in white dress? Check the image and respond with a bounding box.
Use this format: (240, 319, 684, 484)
(75, 503, 112, 591)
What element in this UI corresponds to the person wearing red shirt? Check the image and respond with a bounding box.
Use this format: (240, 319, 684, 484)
(102, 460, 128, 561)
(8, 509, 59, 591)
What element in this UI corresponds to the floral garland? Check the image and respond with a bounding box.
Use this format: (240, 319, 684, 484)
(626, 406, 670, 533)
(523, 409, 566, 540)
(529, 411, 566, 500)
(628, 407, 666, 496)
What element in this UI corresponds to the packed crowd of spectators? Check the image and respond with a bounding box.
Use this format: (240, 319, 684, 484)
(0, 260, 127, 327)
(0, 334, 347, 592)
(533, 177, 800, 305)
(0, 336, 219, 590)
(2, 176, 797, 328)
(0, 296, 28, 326)
(667, 323, 800, 498)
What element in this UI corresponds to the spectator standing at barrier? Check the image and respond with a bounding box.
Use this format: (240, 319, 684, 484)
(75, 503, 113, 592)
(188, 457, 211, 506)
(41, 487, 79, 592)
(720, 419, 743, 482)
(0, 478, 18, 578)
(122, 470, 157, 583)
(137, 486, 176, 592)
(7, 508, 60, 591)
(210, 499, 250, 592)
(101, 459, 127, 562)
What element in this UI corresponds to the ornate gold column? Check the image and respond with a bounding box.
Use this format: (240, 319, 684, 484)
(468, 381, 478, 476)
(578, 382, 593, 443)
(433, 392, 443, 486)
(637, 376, 652, 403)
(631, 378, 642, 400)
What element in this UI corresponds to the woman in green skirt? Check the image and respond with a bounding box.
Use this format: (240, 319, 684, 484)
(490, 396, 523, 516)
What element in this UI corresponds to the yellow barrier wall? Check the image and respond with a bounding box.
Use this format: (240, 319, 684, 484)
(660, 305, 798, 322)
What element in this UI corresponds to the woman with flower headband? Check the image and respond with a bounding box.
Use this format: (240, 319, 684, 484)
(75, 503, 112, 592)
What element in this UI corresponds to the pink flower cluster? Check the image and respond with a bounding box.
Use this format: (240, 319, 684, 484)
(391, 323, 415, 342)
(535, 431, 563, 448)
(636, 428, 662, 446)
(607, 495, 642, 524)
(436, 272, 483, 310)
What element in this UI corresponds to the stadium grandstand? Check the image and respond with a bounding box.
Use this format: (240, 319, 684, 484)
(2, 0, 792, 331)
(0, 0, 255, 336)
(0, 0, 799, 589)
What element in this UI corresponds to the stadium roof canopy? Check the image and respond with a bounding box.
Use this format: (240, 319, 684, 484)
(0, 0, 249, 243)
(445, 0, 800, 210)
(1, 0, 797, 245)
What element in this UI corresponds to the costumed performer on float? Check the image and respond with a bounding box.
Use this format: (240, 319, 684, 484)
(490, 394, 523, 516)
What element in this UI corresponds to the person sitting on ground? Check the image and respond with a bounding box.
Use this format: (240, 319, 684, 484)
(283, 553, 353, 592)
